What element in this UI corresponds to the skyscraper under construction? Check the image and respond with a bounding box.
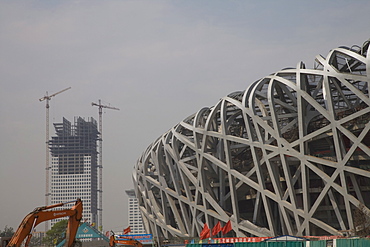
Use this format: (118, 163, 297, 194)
(49, 117, 99, 227)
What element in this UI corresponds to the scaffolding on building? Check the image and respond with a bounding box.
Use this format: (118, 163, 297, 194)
(49, 117, 100, 227)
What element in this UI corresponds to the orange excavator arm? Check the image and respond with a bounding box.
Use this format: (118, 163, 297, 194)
(64, 199, 83, 247)
(7, 198, 82, 247)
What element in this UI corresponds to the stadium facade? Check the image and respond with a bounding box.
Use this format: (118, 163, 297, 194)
(133, 39, 370, 238)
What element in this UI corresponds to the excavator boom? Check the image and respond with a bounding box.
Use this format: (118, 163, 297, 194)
(64, 199, 83, 247)
(7, 199, 82, 247)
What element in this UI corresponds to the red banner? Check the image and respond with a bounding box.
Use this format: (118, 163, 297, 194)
(212, 222, 222, 236)
(123, 226, 131, 234)
(304, 236, 344, 240)
(212, 235, 344, 243)
(222, 220, 232, 235)
(214, 237, 270, 243)
(200, 223, 210, 240)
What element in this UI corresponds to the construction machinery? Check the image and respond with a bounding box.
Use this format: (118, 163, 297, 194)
(92, 99, 119, 230)
(109, 235, 143, 247)
(39, 86, 71, 233)
(6, 198, 82, 247)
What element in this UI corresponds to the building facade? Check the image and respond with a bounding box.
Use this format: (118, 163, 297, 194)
(133, 39, 370, 239)
(126, 189, 146, 234)
(49, 117, 99, 227)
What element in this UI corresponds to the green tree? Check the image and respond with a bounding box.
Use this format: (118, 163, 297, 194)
(42, 220, 68, 246)
(0, 225, 14, 237)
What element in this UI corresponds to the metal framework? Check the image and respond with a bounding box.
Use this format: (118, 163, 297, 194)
(133, 39, 370, 238)
(39, 86, 71, 231)
(49, 117, 99, 227)
(92, 99, 120, 230)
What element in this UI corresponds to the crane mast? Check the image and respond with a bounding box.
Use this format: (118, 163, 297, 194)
(92, 99, 119, 231)
(39, 86, 71, 231)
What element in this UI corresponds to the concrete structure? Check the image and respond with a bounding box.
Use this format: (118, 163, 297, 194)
(49, 117, 99, 227)
(133, 39, 370, 239)
(126, 189, 146, 234)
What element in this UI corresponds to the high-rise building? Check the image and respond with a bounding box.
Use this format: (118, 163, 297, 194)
(125, 189, 145, 234)
(49, 117, 99, 227)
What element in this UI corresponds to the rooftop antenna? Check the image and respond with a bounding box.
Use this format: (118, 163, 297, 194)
(39, 86, 71, 231)
(92, 99, 119, 231)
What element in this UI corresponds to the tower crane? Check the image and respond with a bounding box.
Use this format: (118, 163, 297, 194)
(92, 99, 119, 230)
(39, 86, 71, 231)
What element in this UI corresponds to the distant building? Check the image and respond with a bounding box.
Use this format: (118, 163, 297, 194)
(49, 117, 99, 227)
(32, 231, 45, 241)
(125, 189, 145, 234)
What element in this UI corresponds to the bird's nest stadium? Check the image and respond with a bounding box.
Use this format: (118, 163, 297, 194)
(133, 39, 370, 239)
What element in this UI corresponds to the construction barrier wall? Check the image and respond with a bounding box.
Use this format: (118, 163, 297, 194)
(307, 241, 325, 247)
(187, 238, 370, 247)
(335, 238, 370, 247)
(202, 244, 234, 247)
(188, 242, 306, 247)
(235, 243, 267, 247)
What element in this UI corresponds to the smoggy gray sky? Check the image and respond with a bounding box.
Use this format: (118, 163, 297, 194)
(0, 0, 369, 233)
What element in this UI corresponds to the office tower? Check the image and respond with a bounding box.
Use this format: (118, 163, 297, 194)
(49, 117, 99, 227)
(125, 189, 145, 234)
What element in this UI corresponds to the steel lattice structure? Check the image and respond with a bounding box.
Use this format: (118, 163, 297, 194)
(133, 39, 370, 238)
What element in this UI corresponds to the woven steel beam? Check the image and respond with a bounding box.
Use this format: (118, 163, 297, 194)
(134, 39, 370, 238)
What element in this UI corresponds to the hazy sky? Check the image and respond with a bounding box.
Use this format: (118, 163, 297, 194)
(0, 0, 369, 234)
